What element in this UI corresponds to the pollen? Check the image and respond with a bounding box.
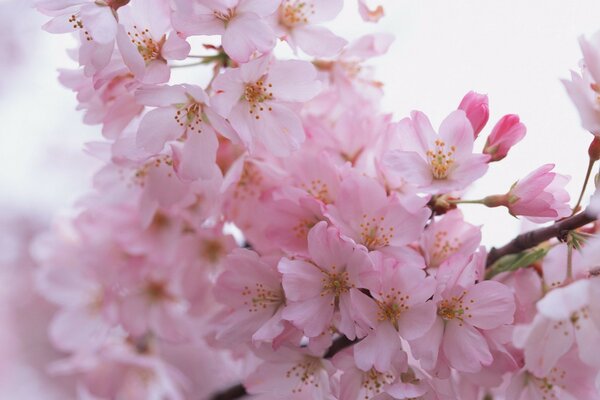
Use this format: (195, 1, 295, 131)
(361, 368, 395, 398)
(300, 179, 331, 203)
(320, 265, 353, 301)
(174, 99, 203, 133)
(376, 287, 409, 330)
(431, 230, 460, 265)
(280, 0, 315, 28)
(285, 357, 322, 393)
(426, 139, 456, 180)
(68, 14, 92, 41)
(233, 162, 263, 199)
(127, 26, 164, 63)
(213, 8, 235, 23)
(437, 290, 470, 325)
(240, 282, 283, 313)
(358, 214, 394, 250)
(244, 80, 274, 120)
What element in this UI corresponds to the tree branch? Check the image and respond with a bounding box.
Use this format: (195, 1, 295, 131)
(486, 208, 596, 267)
(208, 336, 357, 400)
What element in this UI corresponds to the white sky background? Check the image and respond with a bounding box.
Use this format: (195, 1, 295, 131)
(2, 0, 600, 247)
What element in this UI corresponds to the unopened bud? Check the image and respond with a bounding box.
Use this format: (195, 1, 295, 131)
(483, 115, 526, 162)
(588, 136, 600, 161)
(458, 91, 489, 138)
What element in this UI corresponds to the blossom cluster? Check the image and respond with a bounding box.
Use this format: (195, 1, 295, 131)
(34, 0, 600, 399)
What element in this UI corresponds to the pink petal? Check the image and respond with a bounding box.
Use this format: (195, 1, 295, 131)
(136, 107, 183, 153)
(463, 281, 516, 329)
(397, 301, 437, 340)
(292, 25, 347, 57)
(442, 320, 492, 372)
(222, 14, 275, 63)
(267, 60, 321, 102)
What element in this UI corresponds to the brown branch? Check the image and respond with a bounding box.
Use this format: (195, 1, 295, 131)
(486, 208, 596, 267)
(209, 336, 357, 400)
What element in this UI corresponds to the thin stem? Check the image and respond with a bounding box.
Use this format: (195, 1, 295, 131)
(571, 157, 595, 216)
(447, 198, 485, 205)
(170, 61, 205, 69)
(566, 241, 574, 282)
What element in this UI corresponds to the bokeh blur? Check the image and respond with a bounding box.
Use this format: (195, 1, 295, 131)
(2, 0, 600, 398)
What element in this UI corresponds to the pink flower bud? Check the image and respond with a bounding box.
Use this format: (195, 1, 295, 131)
(483, 114, 526, 162)
(458, 91, 489, 137)
(500, 164, 570, 223)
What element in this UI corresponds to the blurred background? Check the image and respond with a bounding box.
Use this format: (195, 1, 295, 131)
(1, 0, 600, 397)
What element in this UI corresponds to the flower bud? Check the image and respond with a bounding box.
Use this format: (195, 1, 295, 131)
(458, 91, 489, 138)
(483, 114, 526, 162)
(589, 136, 600, 161)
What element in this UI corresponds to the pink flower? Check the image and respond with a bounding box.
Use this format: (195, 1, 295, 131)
(383, 110, 489, 194)
(506, 349, 600, 400)
(411, 255, 516, 373)
(351, 252, 436, 372)
(37, 0, 120, 44)
(278, 221, 373, 338)
(483, 114, 526, 162)
(119, 263, 192, 342)
(213, 249, 286, 344)
(357, 0, 384, 23)
(274, 0, 347, 57)
(484, 164, 571, 223)
(513, 279, 600, 376)
(420, 209, 481, 269)
(116, 0, 190, 83)
(244, 345, 334, 399)
(172, 0, 279, 63)
(562, 33, 600, 136)
(332, 348, 410, 400)
(457, 91, 489, 137)
(325, 172, 430, 252)
(134, 84, 236, 180)
(212, 55, 321, 156)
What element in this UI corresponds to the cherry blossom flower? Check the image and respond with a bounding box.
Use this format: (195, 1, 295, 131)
(278, 221, 373, 338)
(325, 172, 430, 252)
(483, 114, 526, 162)
(420, 209, 481, 269)
(357, 0, 384, 23)
(172, 0, 280, 63)
(212, 55, 321, 156)
(213, 249, 286, 344)
(484, 164, 571, 223)
(563, 33, 600, 135)
(116, 0, 190, 84)
(457, 91, 489, 138)
(244, 345, 335, 400)
(506, 349, 600, 400)
(411, 255, 516, 373)
(134, 84, 237, 180)
(513, 279, 600, 376)
(383, 110, 489, 194)
(351, 252, 436, 372)
(274, 0, 347, 57)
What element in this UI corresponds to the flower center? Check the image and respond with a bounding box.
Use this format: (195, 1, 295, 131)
(280, 0, 315, 28)
(285, 357, 323, 394)
(376, 287, 409, 329)
(361, 368, 395, 397)
(437, 291, 473, 325)
(213, 8, 236, 23)
(244, 80, 274, 119)
(359, 214, 395, 250)
(426, 139, 456, 179)
(127, 26, 164, 63)
(300, 179, 331, 203)
(68, 14, 92, 41)
(175, 100, 203, 132)
(431, 230, 460, 267)
(321, 265, 352, 299)
(241, 282, 283, 313)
